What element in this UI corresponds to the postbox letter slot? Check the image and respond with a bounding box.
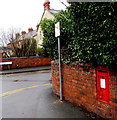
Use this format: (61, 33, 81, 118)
(100, 78, 106, 88)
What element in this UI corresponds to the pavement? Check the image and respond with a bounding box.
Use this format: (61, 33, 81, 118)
(0, 66, 51, 75)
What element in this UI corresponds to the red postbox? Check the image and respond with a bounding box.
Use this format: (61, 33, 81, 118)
(96, 66, 110, 103)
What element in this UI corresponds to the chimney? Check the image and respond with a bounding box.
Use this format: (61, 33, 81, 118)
(36, 24, 39, 31)
(43, 0, 50, 10)
(15, 33, 20, 39)
(28, 28, 33, 33)
(21, 31, 26, 35)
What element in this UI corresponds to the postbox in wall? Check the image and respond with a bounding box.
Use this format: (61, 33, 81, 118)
(96, 66, 110, 103)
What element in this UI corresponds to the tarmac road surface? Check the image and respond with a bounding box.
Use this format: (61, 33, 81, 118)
(1, 70, 90, 118)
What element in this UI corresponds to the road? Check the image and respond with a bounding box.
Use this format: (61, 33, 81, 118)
(1, 70, 89, 118)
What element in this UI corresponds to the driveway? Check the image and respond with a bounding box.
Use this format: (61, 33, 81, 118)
(1, 70, 90, 118)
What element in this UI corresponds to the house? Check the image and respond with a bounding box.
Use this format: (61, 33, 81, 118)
(7, 27, 38, 49)
(36, 0, 60, 48)
(7, 0, 60, 50)
(17, 28, 37, 48)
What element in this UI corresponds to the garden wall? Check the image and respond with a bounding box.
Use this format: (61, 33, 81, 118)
(0, 56, 51, 70)
(51, 61, 117, 119)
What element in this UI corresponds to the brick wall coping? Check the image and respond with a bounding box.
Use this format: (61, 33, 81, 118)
(0, 56, 45, 60)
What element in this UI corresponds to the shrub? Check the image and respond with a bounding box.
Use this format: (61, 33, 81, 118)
(36, 48, 44, 56)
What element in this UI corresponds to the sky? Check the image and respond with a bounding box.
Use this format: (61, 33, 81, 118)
(0, 0, 69, 33)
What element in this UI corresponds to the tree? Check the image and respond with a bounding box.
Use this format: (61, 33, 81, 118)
(18, 38, 37, 57)
(0, 27, 21, 57)
(0, 27, 37, 57)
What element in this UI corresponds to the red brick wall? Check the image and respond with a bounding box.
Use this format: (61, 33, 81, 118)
(0, 57, 51, 70)
(51, 61, 117, 119)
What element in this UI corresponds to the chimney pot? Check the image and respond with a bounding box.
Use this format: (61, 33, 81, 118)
(21, 31, 26, 35)
(16, 33, 20, 39)
(28, 28, 33, 33)
(43, 0, 50, 10)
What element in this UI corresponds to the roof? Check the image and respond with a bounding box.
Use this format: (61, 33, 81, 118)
(39, 9, 60, 25)
(18, 30, 37, 40)
(7, 30, 37, 46)
(48, 9, 60, 15)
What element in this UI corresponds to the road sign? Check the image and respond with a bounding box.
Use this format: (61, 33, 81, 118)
(55, 22, 60, 37)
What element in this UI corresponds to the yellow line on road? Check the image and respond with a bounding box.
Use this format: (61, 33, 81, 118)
(0, 83, 51, 97)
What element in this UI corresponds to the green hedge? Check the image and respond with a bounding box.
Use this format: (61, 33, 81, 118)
(41, 2, 117, 69)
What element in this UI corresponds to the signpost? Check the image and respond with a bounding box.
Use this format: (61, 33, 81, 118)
(55, 22, 62, 100)
(55, 22, 60, 37)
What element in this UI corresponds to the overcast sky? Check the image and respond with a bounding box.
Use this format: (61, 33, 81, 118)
(0, 0, 69, 32)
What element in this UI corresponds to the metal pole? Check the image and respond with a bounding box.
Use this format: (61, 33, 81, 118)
(58, 37, 62, 100)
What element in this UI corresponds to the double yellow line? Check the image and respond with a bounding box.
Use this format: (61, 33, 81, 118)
(0, 83, 51, 97)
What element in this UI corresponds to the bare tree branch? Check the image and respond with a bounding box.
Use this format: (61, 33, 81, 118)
(0, 27, 21, 57)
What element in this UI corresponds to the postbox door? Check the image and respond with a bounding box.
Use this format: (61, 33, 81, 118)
(97, 71, 109, 103)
